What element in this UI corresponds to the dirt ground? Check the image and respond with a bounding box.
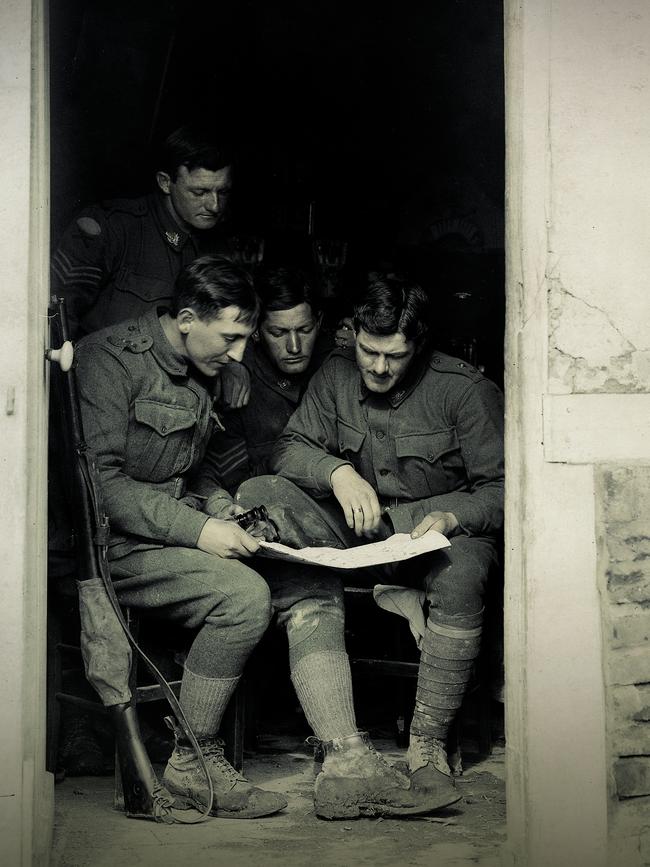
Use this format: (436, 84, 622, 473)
(51, 731, 506, 867)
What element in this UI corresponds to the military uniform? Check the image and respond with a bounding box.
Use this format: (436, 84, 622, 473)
(237, 347, 503, 765)
(75, 308, 345, 659)
(267, 347, 503, 542)
(212, 335, 333, 493)
(51, 194, 230, 339)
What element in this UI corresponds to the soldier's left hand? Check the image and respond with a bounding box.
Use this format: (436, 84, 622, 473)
(218, 362, 251, 409)
(411, 511, 459, 539)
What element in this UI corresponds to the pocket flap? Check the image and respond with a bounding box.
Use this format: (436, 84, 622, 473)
(134, 400, 196, 436)
(395, 429, 459, 462)
(337, 420, 366, 453)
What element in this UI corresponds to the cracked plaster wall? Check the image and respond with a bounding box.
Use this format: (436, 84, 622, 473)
(545, 0, 650, 394)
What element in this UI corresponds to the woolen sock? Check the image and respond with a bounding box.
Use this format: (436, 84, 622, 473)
(411, 616, 483, 742)
(179, 666, 241, 739)
(290, 650, 358, 743)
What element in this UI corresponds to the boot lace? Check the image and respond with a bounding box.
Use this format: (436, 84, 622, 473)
(199, 739, 246, 785)
(411, 735, 450, 775)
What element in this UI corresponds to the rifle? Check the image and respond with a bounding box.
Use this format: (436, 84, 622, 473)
(47, 296, 212, 823)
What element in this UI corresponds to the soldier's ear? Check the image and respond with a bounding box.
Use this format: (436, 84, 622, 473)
(156, 171, 172, 195)
(177, 308, 195, 333)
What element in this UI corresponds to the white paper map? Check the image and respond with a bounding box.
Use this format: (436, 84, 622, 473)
(258, 531, 450, 570)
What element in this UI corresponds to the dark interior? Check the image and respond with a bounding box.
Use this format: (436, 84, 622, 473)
(49, 0, 505, 756)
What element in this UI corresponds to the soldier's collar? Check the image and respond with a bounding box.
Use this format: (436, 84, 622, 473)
(357, 355, 428, 407)
(145, 308, 189, 376)
(251, 343, 306, 395)
(152, 194, 193, 251)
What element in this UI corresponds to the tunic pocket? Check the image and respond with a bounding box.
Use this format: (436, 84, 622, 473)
(394, 428, 463, 496)
(337, 419, 367, 466)
(130, 400, 197, 479)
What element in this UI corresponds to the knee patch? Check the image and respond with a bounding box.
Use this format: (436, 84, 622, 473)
(279, 596, 345, 652)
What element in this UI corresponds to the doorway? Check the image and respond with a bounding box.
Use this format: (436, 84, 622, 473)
(48, 1, 506, 860)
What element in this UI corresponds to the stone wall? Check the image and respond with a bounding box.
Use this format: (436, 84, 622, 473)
(597, 466, 650, 862)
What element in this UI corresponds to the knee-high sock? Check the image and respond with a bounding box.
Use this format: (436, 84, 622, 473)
(179, 666, 240, 740)
(290, 650, 358, 743)
(411, 611, 483, 742)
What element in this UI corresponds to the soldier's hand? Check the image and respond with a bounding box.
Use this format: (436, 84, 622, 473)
(197, 517, 260, 558)
(331, 464, 382, 537)
(411, 511, 459, 539)
(218, 362, 251, 409)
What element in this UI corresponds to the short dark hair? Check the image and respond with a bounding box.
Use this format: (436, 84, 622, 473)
(171, 255, 259, 324)
(353, 275, 430, 344)
(157, 125, 233, 181)
(255, 266, 321, 320)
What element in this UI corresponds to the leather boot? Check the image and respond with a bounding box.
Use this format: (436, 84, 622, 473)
(407, 733, 461, 806)
(162, 717, 287, 819)
(314, 731, 458, 820)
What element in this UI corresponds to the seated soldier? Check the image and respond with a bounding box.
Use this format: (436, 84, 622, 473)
(75, 255, 284, 818)
(76, 255, 436, 821)
(210, 265, 332, 492)
(237, 274, 503, 816)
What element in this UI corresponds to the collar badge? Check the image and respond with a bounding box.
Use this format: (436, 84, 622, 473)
(165, 230, 181, 247)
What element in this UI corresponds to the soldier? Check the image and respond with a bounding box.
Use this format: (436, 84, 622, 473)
(51, 124, 234, 340)
(237, 274, 504, 815)
(211, 265, 331, 492)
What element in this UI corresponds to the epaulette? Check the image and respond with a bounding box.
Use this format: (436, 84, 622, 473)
(99, 196, 148, 217)
(428, 351, 484, 382)
(107, 321, 153, 353)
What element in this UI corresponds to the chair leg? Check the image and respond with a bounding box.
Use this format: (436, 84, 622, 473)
(222, 681, 246, 773)
(114, 608, 140, 811)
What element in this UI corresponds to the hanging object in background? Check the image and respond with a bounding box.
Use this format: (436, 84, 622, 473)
(229, 235, 265, 270)
(311, 237, 348, 299)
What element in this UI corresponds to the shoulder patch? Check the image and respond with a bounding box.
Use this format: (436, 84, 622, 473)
(107, 322, 153, 353)
(429, 351, 484, 382)
(76, 216, 102, 237)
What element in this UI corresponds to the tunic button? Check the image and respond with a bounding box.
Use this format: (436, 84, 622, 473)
(278, 379, 290, 389)
(379, 469, 389, 476)
(128, 325, 136, 331)
(458, 362, 465, 367)
(427, 453, 435, 461)
(433, 356, 441, 363)
(375, 430, 385, 440)
(161, 425, 167, 433)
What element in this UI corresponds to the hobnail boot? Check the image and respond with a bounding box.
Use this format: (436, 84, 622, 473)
(162, 718, 287, 819)
(314, 731, 458, 820)
(407, 733, 462, 807)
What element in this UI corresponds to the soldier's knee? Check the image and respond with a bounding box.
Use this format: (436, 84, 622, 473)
(209, 571, 272, 638)
(281, 594, 345, 649)
(240, 575, 273, 635)
(237, 474, 296, 508)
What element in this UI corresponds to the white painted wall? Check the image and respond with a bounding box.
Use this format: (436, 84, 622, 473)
(506, 1, 650, 865)
(0, 1, 52, 864)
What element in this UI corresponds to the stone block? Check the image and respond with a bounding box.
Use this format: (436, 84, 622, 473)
(608, 570, 650, 604)
(615, 757, 650, 798)
(609, 646, 650, 685)
(612, 684, 650, 722)
(610, 722, 650, 756)
(610, 607, 650, 649)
